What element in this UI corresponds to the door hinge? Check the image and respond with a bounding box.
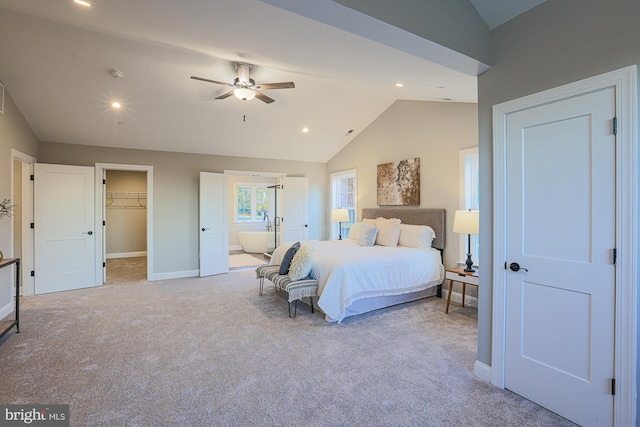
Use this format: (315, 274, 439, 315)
(613, 248, 617, 265)
(30, 271, 35, 277)
(613, 117, 617, 135)
(103, 179, 106, 185)
(30, 223, 34, 229)
(30, 174, 34, 181)
(611, 378, 616, 395)
(103, 220, 106, 226)
(103, 262, 106, 268)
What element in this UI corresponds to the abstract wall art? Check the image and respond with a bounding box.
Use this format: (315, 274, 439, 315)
(376, 157, 420, 206)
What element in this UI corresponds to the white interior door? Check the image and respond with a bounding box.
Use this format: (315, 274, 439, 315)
(199, 172, 228, 277)
(503, 87, 615, 426)
(34, 163, 96, 294)
(280, 177, 309, 243)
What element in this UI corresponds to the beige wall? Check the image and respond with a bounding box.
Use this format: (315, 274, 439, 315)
(38, 142, 326, 276)
(0, 86, 38, 252)
(0, 86, 38, 311)
(327, 99, 478, 269)
(477, 0, 640, 393)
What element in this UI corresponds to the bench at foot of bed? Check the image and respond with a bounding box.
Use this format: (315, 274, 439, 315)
(256, 266, 318, 318)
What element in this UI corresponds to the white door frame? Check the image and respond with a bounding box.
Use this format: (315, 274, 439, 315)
(95, 163, 154, 283)
(492, 66, 637, 426)
(10, 149, 36, 296)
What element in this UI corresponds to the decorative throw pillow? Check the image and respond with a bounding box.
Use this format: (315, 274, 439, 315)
(375, 217, 402, 246)
(357, 223, 378, 247)
(288, 245, 313, 280)
(348, 222, 362, 240)
(362, 218, 377, 226)
(375, 222, 401, 246)
(279, 241, 300, 275)
(398, 225, 436, 249)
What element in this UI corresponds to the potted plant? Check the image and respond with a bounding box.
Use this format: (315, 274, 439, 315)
(0, 198, 16, 262)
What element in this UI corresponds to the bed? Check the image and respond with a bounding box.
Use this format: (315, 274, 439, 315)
(270, 208, 446, 323)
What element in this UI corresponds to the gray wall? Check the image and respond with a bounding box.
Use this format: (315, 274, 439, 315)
(38, 142, 326, 277)
(327, 99, 478, 270)
(477, 0, 640, 402)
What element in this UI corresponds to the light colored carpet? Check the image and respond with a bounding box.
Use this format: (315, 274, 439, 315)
(0, 262, 576, 427)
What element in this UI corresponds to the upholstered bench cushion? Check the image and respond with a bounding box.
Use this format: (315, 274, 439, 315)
(256, 265, 281, 280)
(272, 275, 319, 303)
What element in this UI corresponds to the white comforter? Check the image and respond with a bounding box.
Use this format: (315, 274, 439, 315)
(271, 240, 444, 322)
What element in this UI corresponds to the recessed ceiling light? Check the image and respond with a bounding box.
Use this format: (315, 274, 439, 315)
(111, 101, 121, 109)
(302, 127, 309, 133)
(395, 83, 404, 88)
(74, 0, 92, 7)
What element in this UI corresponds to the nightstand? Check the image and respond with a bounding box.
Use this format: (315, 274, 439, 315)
(445, 266, 478, 314)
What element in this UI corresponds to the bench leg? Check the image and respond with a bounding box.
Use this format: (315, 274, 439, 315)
(288, 300, 298, 318)
(259, 277, 264, 295)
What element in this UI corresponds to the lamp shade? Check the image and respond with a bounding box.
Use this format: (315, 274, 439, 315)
(453, 209, 479, 235)
(233, 88, 255, 101)
(331, 208, 350, 223)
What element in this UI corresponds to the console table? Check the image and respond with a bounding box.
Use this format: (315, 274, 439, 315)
(0, 257, 20, 340)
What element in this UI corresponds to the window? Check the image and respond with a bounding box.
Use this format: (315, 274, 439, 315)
(330, 169, 357, 239)
(459, 148, 479, 265)
(235, 183, 270, 222)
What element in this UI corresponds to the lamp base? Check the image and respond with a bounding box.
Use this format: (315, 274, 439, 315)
(464, 253, 475, 272)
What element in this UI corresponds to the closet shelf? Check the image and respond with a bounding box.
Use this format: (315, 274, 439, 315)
(106, 191, 147, 209)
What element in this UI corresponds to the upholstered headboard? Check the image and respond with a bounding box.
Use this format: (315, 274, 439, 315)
(361, 208, 446, 251)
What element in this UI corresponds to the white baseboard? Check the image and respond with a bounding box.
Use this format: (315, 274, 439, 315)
(229, 245, 242, 251)
(148, 269, 199, 281)
(107, 251, 147, 259)
(474, 360, 492, 383)
(445, 290, 478, 308)
(0, 302, 13, 320)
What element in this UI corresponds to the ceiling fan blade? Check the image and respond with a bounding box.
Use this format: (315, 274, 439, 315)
(215, 90, 235, 100)
(255, 82, 295, 90)
(254, 91, 275, 104)
(191, 76, 233, 86)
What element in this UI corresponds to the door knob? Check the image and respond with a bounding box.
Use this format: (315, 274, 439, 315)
(201, 227, 210, 232)
(83, 231, 93, 235)
(509, 262, 528, 272)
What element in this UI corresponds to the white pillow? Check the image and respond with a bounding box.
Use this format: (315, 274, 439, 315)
(288, 245, 313, 280)
(375, 218, 401, 247)
(348, 222, 362, 240)
(398, 224, 436, 249)
(377, 217, 401, 224)
(357, 223, 378, 247)
(362, 218, 377, 226)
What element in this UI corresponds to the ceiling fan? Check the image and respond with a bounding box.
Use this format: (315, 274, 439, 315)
(191, 62, 295, 104)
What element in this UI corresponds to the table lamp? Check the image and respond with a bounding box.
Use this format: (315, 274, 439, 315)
(331, 208, 350, 240)
(453, 209, 479, 272)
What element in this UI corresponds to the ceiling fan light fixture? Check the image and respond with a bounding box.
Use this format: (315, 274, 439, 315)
(234, 88, 255, 101)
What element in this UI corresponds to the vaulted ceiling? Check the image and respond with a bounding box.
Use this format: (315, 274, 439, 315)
(0, 0, 545, 162)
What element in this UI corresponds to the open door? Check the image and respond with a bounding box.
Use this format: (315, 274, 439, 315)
(34, 163, 96, 294)
(199, 172, 229, 276)
(280, 177, 309, 242)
